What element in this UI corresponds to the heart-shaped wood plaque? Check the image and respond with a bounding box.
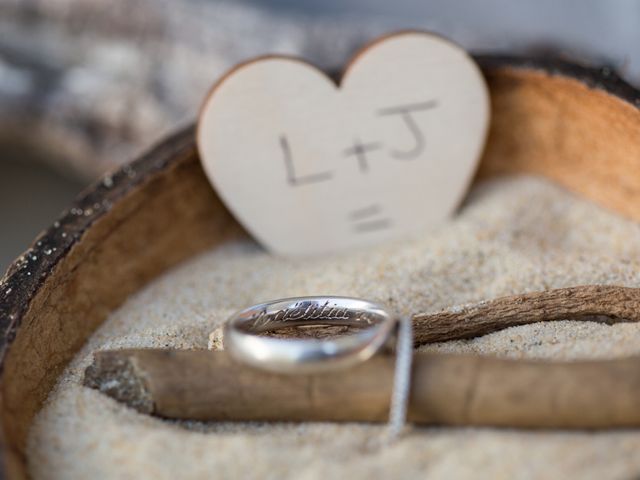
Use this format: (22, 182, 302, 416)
(198, 31, 489, 256)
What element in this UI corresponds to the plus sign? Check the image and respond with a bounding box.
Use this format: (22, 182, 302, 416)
(343, 138, 382, 173)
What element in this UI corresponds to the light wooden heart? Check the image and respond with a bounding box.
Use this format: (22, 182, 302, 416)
(197, 31, 489, 256)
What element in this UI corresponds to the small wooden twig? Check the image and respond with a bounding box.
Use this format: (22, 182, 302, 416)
(84, 285, 640, 428)
(413, 285, 640, 344)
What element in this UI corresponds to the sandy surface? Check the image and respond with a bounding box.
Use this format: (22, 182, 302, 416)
(27, 176, 640, 479)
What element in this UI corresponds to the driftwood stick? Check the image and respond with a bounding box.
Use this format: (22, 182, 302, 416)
(84, 285, 640, 428)
(85, 349, 640, 428)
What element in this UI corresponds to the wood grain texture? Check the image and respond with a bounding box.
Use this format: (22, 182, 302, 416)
(1, 59, 640, 478)
(413, 285, 640, 344)
(478, 60, 640, 221)
(84, 348, 640, 429)
(83, 285, 640, 428)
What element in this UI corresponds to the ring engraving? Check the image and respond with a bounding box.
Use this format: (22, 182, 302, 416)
(223, 296, 396, 373)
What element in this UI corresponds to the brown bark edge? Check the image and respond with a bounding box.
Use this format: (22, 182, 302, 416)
(84, 285, 640, 429)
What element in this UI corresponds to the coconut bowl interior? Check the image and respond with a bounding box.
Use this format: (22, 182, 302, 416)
(1, 57, 640, 479)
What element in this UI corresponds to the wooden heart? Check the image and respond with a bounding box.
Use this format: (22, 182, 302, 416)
(197, 31, 489, 256)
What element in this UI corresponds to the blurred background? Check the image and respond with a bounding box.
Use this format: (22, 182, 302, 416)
(1, 0, 639, 272)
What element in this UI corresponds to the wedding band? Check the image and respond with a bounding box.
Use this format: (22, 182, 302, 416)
(223, 296, 396, 373)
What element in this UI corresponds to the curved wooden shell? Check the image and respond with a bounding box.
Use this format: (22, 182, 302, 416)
(1, 57, 640, 478)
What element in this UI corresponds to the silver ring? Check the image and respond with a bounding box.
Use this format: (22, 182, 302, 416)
(223, 296, 396, 373)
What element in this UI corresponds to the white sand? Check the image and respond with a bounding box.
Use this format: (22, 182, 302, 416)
(27, 176, 640, 479)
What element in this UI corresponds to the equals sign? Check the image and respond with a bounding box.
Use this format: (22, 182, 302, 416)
(348, 204, 393, 233)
